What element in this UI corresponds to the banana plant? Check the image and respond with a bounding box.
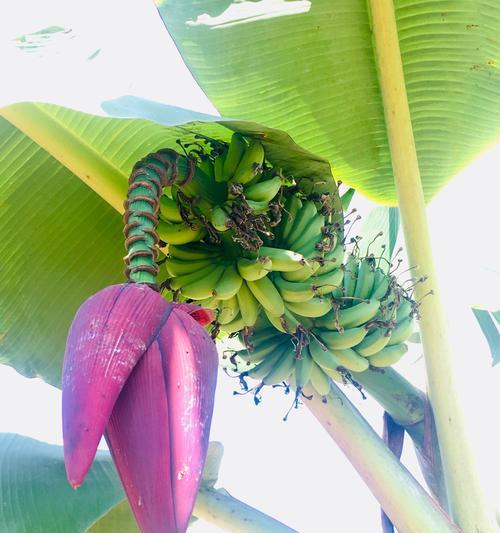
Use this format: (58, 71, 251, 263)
(0, 0, 499, 531)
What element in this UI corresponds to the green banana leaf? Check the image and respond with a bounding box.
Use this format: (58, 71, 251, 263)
(155, 0, 500, 204)
(0, 99, 337, 386)
(471, 307, 500, 366)
(0, 433, 224, 533)
(0, 433, 125, 533)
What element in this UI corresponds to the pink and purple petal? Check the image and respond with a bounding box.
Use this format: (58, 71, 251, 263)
(159, 309, 218, 531)
(62, 283, 172, 487)
(105, 340, 177, 533)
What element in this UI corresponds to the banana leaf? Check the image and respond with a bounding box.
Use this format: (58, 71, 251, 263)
(156, 0, 500, 204)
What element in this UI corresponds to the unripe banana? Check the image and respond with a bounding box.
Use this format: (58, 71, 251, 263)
(331, 348, 370, 372)
(322, 366, 344, 383)
(264, 308, 300, 334)
(263, 349, 296, 385)
(237, 336, 283, 364)
(197, 157, 215, 181)
(354, 327, 391, 357)
(214, 264, 243, 300)
(286, 297, 331, 318)
(165, 257, 214, 278)
(316, 244, 344, 275)
(157, 219, 206, 245)
(245, 346, 286, 381)
(169, 264, 217, 291)
(211, 205, 231, 232)
(159, 195, 183, 222)
(222, 133, 247, 181)
(245, 176, 282, 202)
(180, 264, 226, 300)
(237, 257, 272, 281)
(387, 318, 413, 345)
(246, 327, 279, 345)
(258, 247, 305, 272)
(368, 343, 408, 367)
(168, 243, 220, 261)
(291, 213, 326, 253)
(231, 141, 265, 184)
(282, 260, 320, 282)
(311, 268, 344, 295)
(370, 268, 391, 300)
(246, 199, 270, 213)
(342, 254, 359, 302)
(214, 152, 227, 183)
(353, 258, 375, 300)
(308, 338, 341, 371)
(335, 299, 381, 329)
(247, 276, 285, 317)
(220, 313, 245, 334)
(285, 200, 318, 247)
(274, 275, 315, 303)
(294, 350, 313, 390)
(396, 298, 413, 322)
(279, 195, 303, 244)
(309, 360, 332, 395)
(237, 282, 261, 327)
(217, 296, 240, 324)
(318, 326, 368, 350)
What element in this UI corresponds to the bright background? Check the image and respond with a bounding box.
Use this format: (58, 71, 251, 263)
(0, 1, 499, 531)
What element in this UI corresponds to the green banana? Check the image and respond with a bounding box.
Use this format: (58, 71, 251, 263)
(168, 243, 220, 261)
(308, 338, 341, 371)
(237, 336, 283, 364)
(247, 276, 285, 317)
(217, 296, 240, 324)
(279, 195, 303, 244)
(285, 200, 318, 247)
(387, 318, 414, 345)
(245, 176, 282, 202)
(258, 247, 305, 272)
(214, 264, 243, 300)
(294, 350, 313, 390)
(246, 326, 279, 345)
(246, 199, 270, 213)
(309, 361, 332, 395)
(369, 343, 408, 367)
(165, 257, 214, 278)
(264, 308, 300, 334)
(331, 348, 370, 372)
(245, 346, 287, 381)
(211, 205, 231, 232)
(354, 327, 391, 357)
(286, 297, 331, 318)
(353, 258, 375, 300)
(263, 348, 296, 385)
(311, 268, 344, 295)
(318, 326, 368, 350)
(342, 254, 359, 302)
(336, 299, 381, 329)
(274, 275, 315, 303)
(157, 219, 206, 245)
(237, 257, 272, 281)
(322, 365, 344, 383)
(290, 213, 325, 252)
(159, 195, 183, 222)
(219, 313, 245, 334)
(180, 264, 226, 300)
(396, 298, 413, 322)
(222, 133, 247, 181)
(282, 260, 320, 282)
(214, 152, 227, 183)
(237, 282, 261, 327)
(196, 296, 219, 310)
(316, 244, 344, 275)
(370, 268, 391, 300)
(197, 157, 215, 181)
(169, 263, 217, 291)
(231, 140, 265, 184)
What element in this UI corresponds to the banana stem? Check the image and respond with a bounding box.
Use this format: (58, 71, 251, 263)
(303, 384, 458, 533)
(0, 103, 127, 212)
(194, 486, 299, 533)
(368, 1, 494, 530)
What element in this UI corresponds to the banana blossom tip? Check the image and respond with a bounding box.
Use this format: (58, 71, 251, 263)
(62, 283, 218, 533)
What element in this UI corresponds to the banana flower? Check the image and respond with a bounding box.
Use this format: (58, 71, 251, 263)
(62, 282, 217, 533)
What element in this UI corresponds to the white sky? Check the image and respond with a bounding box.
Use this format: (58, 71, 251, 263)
(0, 1, 499, 532)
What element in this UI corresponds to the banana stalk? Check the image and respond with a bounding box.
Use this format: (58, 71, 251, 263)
(303, 383, 458, 533)
(369, 1, 494, 530)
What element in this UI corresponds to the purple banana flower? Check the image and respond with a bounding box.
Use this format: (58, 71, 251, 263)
(62, 282, 218, 533)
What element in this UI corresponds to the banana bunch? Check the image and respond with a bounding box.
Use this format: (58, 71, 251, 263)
(311, 255, 416, 369)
